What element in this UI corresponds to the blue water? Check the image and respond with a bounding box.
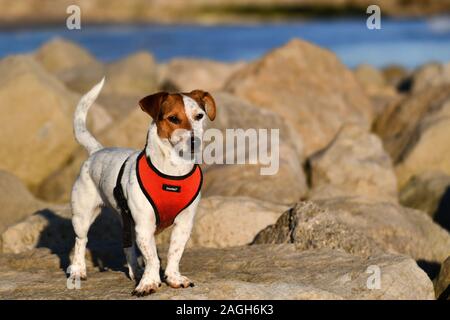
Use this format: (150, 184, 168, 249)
(0, 18, 449, 68)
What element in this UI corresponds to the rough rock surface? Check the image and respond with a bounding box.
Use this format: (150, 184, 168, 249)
(1, 196, 287, 253)
(354, 64, 399, 116)
(0, 204, 121, 254)
(157, 196, 289, 248)
(435, 256, 450, 300)
(253, 199, 450, 263)
(307, 124, 398, 202)
(0, 55, 110, 191)
(34, 38, 100, 75)
(400, 171, 450, 230)
(0, 245, 435, 300)
(201, 92, 307, 204)
(0, 171, 44, 234)
(158, 58, 244, 92)
(410, 62, 450, 93)
(374, 85, 450, 188)
(225, 39, 373, 156)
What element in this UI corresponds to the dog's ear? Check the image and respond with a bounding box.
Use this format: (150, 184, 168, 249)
(139, 92, 169, 120)
(189, 90, 216, 121)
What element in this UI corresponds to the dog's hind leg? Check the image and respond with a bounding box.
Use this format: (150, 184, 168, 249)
(68, 164, 102, 281)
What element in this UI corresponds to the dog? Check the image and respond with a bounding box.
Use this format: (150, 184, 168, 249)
(68, 78, 216, 296)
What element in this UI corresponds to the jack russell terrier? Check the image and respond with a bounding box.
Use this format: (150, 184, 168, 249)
(68, 78, 216, 296)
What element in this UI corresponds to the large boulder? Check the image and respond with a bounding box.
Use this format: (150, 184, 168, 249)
(156, 196, 288, 248)
(0, 171, 44, 234)
(34, 38, 106, 95)
(158, 58, 244, 92)
(400, 171, 450, 230)
(382, 65, 409, 88)
(353, 64, 400, 116)
(0, 55, 110, 191)
(253, 199, 450, 263)
(34, 38, 100, 75)
(0, 245, 434, 300)
(225, 39, 373, 156)
(307, 124, 398, 202)
(201, 92, 307, 205)
(374, 85, 450, 188)
(98, 51, 159, 120)
(410, 62, 450, 93)
(1, 204, 121, 254)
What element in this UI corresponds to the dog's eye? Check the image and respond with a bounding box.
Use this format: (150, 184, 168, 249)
(195, 113, 204, 121)
(168, 115, 180, 124)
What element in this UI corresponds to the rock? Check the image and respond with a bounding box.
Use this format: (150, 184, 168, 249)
(354, 64, 399, 116)
(201, 92, 307, 205)
(0, 245, 435, 299)
(374, 85, 450, 188)
(253, 199, 450, 263)
(34, 38, 106, 95)
(34, 38, 100, 75)
(103, 51, 158, 97)
(307, 124, 398, 202)
(0, 55, 82, 191)
(156, 196, 289, 248)
(435, 256, 450, 299)
(225, 39, 373, 156)
(58, 63, 106, 95)
(354, 64, 387, 89)
(382, 65, 409, 88)
(0, 171, 44, 234)
(98, 51, 159, 120)
(410, 62, 450, 93)
(0, 54, 112, 193)
(158, 58, 244, 92)
(400, 171, 450, 230)
(1, 204, 121, 254)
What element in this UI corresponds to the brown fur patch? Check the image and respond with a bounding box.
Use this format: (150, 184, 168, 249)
(140, 93, 192, 140)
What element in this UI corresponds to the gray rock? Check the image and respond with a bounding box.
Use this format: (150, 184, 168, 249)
(308, 124, 398, 202)
(400, 171, 450, 230)
(0, 171, 44, 234)
(225, 39, 373, 156)
(374, 85, 450, 188)
(254, 199, 450, 263)
(158, 58, 244, 92)
(0, 245, 435, 300)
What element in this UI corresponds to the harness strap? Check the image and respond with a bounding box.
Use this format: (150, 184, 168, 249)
(113, 157, 133, 248)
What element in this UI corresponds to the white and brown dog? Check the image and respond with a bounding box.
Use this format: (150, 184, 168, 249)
(68, 78, 216, 296)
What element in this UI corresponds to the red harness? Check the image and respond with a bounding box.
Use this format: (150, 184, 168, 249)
(135, 151, 202, 232)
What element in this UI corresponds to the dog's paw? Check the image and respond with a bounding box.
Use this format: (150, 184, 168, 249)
(165, 273, 195, 289)
(131, 280, 162, 297)
(67, 264, 87, 281)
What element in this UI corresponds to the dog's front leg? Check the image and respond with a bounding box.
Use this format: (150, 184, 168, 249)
(131, 215, 161, 296)
(164, 198, 199, 289)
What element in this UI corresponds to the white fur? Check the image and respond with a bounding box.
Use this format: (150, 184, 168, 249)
(68, 79, 206, 295)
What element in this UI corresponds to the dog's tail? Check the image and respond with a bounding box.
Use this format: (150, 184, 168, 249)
(73, 77, 105, 155)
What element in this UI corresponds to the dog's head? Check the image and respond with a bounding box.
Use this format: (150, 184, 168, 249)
(139, 90, 216, 158)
